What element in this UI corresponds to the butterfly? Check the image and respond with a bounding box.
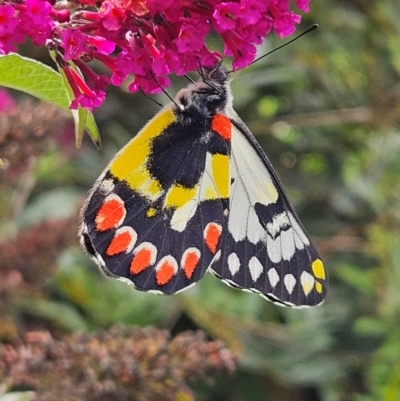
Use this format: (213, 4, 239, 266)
(79, 63, 328, 307)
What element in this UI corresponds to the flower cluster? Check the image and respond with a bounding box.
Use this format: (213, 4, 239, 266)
(0, 0, 310, 109)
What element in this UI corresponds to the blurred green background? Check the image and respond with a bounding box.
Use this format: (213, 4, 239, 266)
(1, 0, 400, 400)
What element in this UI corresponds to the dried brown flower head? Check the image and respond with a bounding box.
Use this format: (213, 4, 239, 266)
(0, 325, 237, 401)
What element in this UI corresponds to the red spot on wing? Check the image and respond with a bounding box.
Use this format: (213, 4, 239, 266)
(211, 114, 231, 140)
(181, 248, 201, 279)
(204, 222, 222, 254)
(106, 227, 137, 256)
(95, 195, 126, 232)
(130, 243, 156, 275)
(156, 256, 177, 286)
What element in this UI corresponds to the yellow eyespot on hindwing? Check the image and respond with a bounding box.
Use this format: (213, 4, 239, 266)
(80, 64, 328, 307)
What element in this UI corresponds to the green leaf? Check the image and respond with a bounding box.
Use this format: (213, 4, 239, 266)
(0, 53, 100, 148)
(0, 53, 69, 109)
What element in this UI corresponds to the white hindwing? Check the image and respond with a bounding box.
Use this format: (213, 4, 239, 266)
(209, 111, 326, 307)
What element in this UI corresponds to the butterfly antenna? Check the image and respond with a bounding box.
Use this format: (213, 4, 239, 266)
(228, 24, 319, 73)
(139, 87, 163, 108)
(184, 74, 196, 84)
(149, 71, 181, 109)
(197, 60, 206, 81)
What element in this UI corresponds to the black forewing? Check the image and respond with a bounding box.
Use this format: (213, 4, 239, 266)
(81, 113, 230, 294)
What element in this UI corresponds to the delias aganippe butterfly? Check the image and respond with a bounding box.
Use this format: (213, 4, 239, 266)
(80, 64, 327, 307)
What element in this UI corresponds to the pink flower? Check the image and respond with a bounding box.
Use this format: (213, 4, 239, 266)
(213, 3, 241, 31)
(174, 21, 209, 53)
(152, 49, 181, 75)
(270, 5, 301, 38)
(63, 65, 105, 110)
(0, 0, 312, 110)
(17, 0, 54, 46)
(25, 0, 52, 25)
(100, 1, 126, 31)
(128, 73, 171, 94)
(62, 29, 90, 60)
(296, 0, 311, 13)
(146, 0, 174, 14)
(0, 5, 18, 36)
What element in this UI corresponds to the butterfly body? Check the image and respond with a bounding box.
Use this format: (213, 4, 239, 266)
(80, 65, 327, 307)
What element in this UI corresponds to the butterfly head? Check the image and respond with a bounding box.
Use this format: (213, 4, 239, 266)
(174, 64, 233, 117)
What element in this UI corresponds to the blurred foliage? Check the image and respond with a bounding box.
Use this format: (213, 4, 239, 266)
(1, 0, 400, 400)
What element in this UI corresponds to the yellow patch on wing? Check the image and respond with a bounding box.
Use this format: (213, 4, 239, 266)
(311, 259, 326, 280)
(123, 168, 162, 198)
(165, 183, 199, 209)
(109, 108, 176, 199)
(315, 282, 323, 294)
(202, 153, 230, 200)
(211, 153, 230, 198)
(146, 207, 157, 217)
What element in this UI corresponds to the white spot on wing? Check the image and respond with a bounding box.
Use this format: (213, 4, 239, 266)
(284, 274, 297, 294)
(294, 231, 305, 250)
(280, 228, 296, 261)
(249, 256, 263, 282)
(267, 234, 282, 263)
(264, 212, 308, 263)
(227, 252, 240, 276)
(247, 207, 267, 243)
(300, 271, 315, 296)
(170, 196, 199, 232)
(266, 212, 290, 236)
(268, 268, 280, 288)
(98, 179, 115, 195)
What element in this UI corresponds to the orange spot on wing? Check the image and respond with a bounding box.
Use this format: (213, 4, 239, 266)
(95, 196, 125, 232)
(156, 258, 176, 285)
(106, 229, 135, 256)
(211, 114, 231, 140)
(130, 248, 152, 275)
(204, 223, 222, 254)
(182, 249, 200, 279)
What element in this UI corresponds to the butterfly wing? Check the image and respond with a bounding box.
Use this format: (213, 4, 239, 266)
(210, 111, 328, 307)
(80, 108, 230, 294)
